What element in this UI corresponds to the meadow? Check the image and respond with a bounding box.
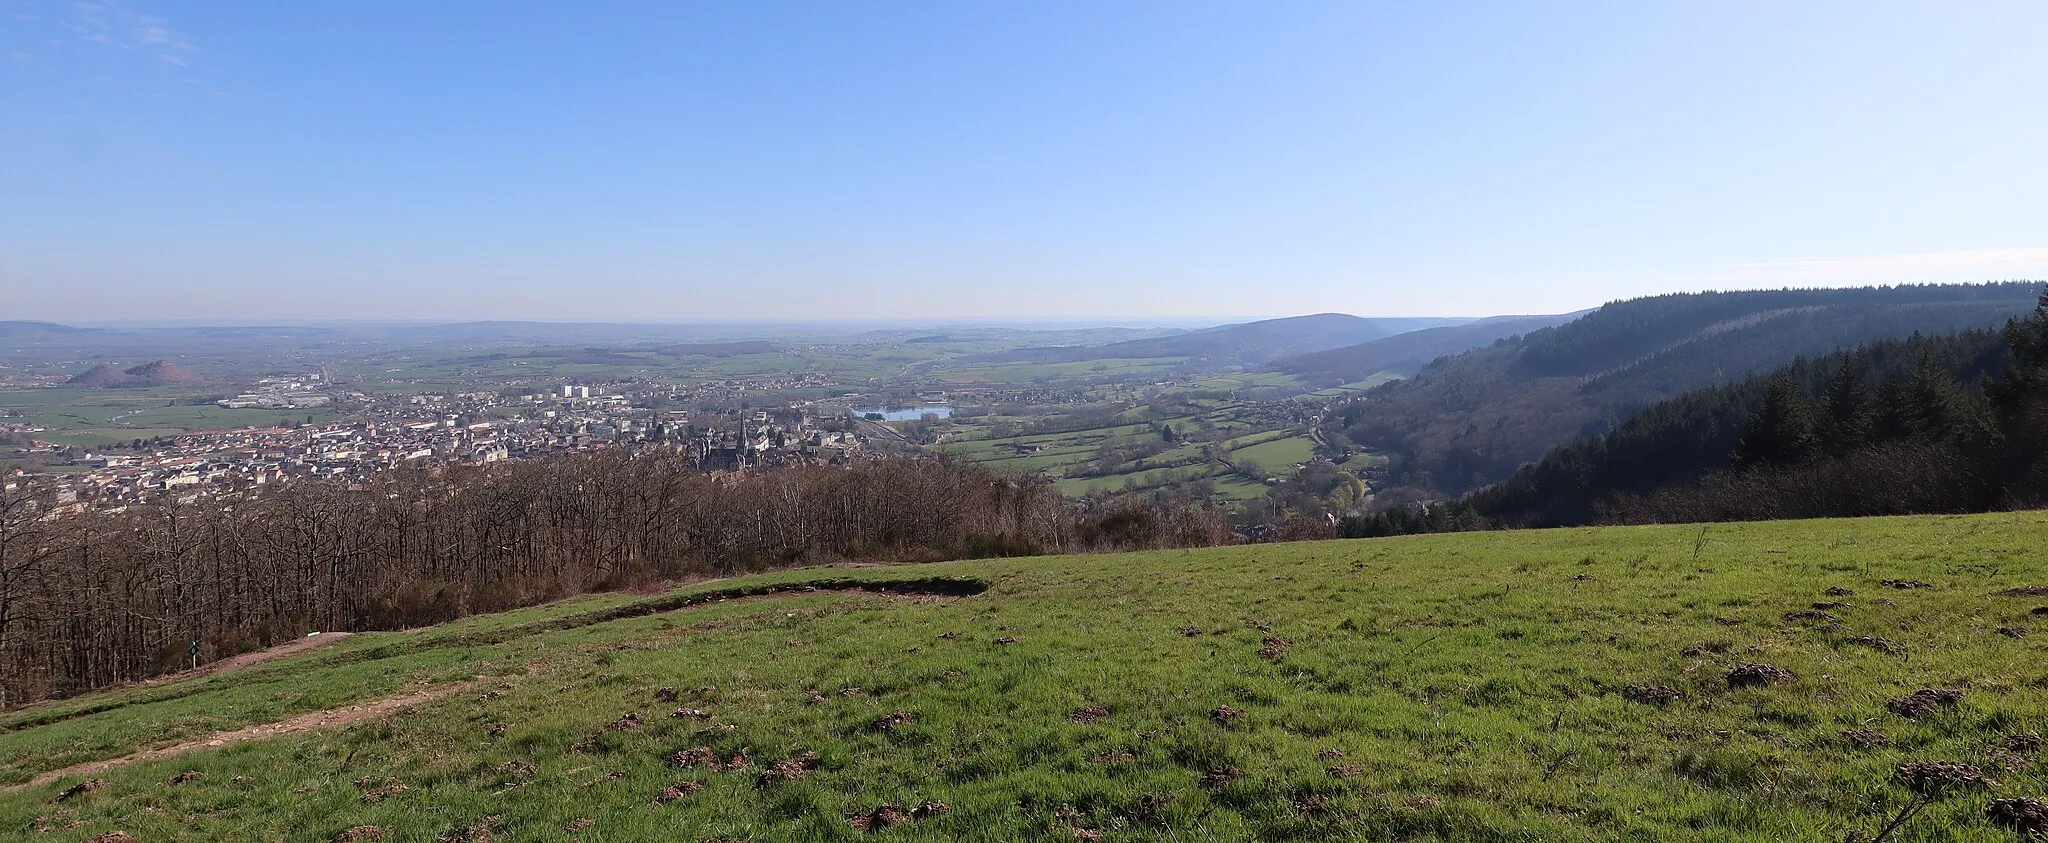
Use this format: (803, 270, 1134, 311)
(3, 511, 2044, 841)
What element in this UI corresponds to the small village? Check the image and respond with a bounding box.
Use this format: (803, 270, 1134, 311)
(3, 382, 882, 514)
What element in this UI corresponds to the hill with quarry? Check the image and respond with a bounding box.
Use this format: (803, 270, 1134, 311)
(3, 512, 2045, 842)
(63, 360, 203, 388)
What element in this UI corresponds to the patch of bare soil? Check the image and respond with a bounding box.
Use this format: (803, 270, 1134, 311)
(1621, 684, 1680, 706)
(19, 682, 468, 790)
(1988, 797, 2048, 834)
(1724, 662, 1795, 688)
(1887, 688, 1964, 719)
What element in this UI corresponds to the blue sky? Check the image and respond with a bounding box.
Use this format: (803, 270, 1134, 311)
(3, 1, 2046, 322)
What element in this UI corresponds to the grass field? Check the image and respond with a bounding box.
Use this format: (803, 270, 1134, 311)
(4, 512, 2045, 841)
(0, 389, 340, 446)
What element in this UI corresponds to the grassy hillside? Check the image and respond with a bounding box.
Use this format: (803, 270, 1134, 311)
(4, 513, 2047, 841)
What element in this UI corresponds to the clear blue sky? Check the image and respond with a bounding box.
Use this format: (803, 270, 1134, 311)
(4, 1, 2046, 323)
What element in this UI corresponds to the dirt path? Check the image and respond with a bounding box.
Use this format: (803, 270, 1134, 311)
(21, 682, 467, 789)
(176, 632, 355, 683)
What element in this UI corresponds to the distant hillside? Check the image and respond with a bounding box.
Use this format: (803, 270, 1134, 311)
(1270, 313, 1581, 384)
(1329, 283, 2043, 498)
(995, 314, 1470, 367)
(0, 321, 96, 342)
(66, 360, 204, 388)
(657, 340, 781, 356)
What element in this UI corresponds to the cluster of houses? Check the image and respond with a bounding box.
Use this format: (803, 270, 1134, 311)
(5, 386, 873, 514)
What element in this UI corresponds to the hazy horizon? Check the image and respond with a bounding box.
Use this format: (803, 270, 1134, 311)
(6, 2, 2047, 322)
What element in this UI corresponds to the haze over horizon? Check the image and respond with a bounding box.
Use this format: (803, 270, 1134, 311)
(5, 1, 2047, 323)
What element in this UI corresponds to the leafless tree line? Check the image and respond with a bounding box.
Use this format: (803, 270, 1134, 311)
(0, 452, 1228, 707)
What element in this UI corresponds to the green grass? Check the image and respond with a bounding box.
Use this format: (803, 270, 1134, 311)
(5, 512, 2047, 841)
(1228, 434, 1317, 471)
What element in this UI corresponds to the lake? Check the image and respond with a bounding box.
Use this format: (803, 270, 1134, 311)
(855, 405, 952, 421)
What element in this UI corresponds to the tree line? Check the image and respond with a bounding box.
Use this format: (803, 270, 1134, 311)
(0, 453, 1230, 707)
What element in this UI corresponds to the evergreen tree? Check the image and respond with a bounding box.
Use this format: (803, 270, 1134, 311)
(1734, 373, 1820, 468)
(1816, 361, 1872, 456)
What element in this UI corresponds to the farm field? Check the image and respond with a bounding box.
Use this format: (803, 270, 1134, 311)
(938, 399, 1310, 499)
(0, 389, 341, 447)
(4, 511, 2045, 841)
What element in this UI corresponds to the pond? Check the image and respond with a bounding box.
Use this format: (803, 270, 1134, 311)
(854, 405, 952, 421)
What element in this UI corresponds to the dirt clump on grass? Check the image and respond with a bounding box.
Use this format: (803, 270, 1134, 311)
(436, 815, 507, 843)
(1823, 586, 1856, 597)
(165, 770, 200, 785)
(872, 710, 917, 732)
(1895, 761, 1996, 797)
(1996, 585, 2048, 597)
(655, 780, 704, 803)
(1315, 748, 1346, 760)
(1724, 662, 1794, 688)
(1841, 729, 1890, 748)
(331, 827, 386, 842)
(1987, 798, 2048, 834)
(1068, 706, 1109, 724)
(653, 687, 679, 702)
(1209, 705, 1244, 725)
(604, 712, 642, 731)
(85, 834, 135, 843)
(668, 746, 719, 768)
(1887, 688, 1964, 719)
(670, 707, 710, 720)
(355, 775, 409, 804)
(1622, 684, 1681, 705)
(1996, 626, 2029, 638)
(849, 801, 949, 833)
(1881, 579, 1933, 589)
(1782, 609, 1840, 624)
(1257, 636, 1293, 660)
(847, 802, 909, 832)
(1200, 765, 1244, 788)
(756, 750, 822, 787)
(1292, 793, 1332, 814)
(1327, 764, 1363, 779)
(2002, 733, 2043, 755)
(564, 818, 594, 832)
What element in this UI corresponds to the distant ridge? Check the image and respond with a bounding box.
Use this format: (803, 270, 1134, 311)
(0, 320, 97, 342)
(66, 360, 204, 388)
(1270, 313, 1582, 384)
(990, 313, 1472, 367)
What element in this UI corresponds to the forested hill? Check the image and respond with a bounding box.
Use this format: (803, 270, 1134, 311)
(991, 313, 1467, 366)
(1457, 290, 2048, 530)
(1327, 283, 2042, 499)
(1269, 313, 1579, 385)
